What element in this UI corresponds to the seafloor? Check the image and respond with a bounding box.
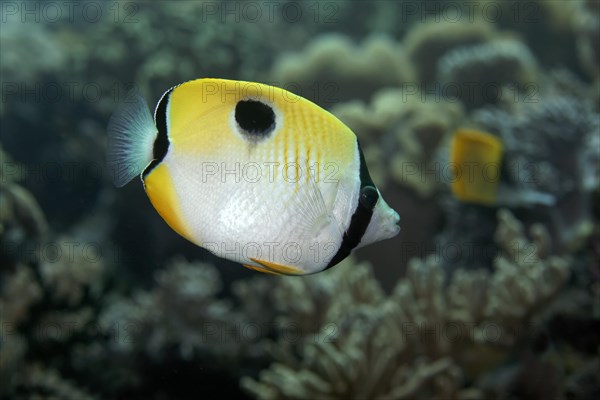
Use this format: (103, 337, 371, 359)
(1, 1, 599, 399)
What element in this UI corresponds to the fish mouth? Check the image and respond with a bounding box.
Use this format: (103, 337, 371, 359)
(386, 210, 401, 236)
(389, 219, 401, 236)
(376, 208, 400, 240)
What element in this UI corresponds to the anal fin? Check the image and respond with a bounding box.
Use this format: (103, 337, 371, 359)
(243, 263, 282, 276)
(249, 258, 304, 275)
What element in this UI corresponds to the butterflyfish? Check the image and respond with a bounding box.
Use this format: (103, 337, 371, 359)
(107, 79, 400, 275)
(449, 129, 555, 207)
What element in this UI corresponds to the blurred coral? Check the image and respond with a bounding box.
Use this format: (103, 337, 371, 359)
(241, 210, 572, 399)
(0, 264, 43, 327)
(333, 88, 464, 196)
(39, 236, 106, 306)
(12, 363, 97, 400)
(437, 40, 538, 109)
(0, 182, 48, 267)
(0, 21, 65, 91)
(572, 0, 600, 82)
(99, 257, 237, 359)
(271, 34, 415, 107)
(473, 95, 600, 251)
(404, 19, 498, 85)
(0, 332, 27, 395)
(241, 259, 467, 400)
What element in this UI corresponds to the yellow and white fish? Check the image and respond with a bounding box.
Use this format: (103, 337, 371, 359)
(107, 79, 400, 275)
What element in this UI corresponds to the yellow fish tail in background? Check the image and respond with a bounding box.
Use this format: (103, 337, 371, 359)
(450, 129, 504, 205)
(106, 79, 400, 275)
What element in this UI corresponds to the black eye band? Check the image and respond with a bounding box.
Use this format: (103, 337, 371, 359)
(142, 86, 175, 179)
(325, 142, 378, 270)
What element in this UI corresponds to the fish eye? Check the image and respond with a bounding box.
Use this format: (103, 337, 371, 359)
(359, 186, 379, 210)
(234, 100, 276, 139)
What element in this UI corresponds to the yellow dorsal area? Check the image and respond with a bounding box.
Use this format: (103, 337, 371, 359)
(450, 129, 504, 205)
(143, 163, 195, 243)
(166, 78, 357, 177)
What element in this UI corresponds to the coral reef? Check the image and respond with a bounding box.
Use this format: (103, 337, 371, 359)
(0, 264, 43, 327)
(437, 39, 538, 109)
(99, 257, 238, 359)
(404, 19, 498, 86)
(11, 363, 97, 400)
(472, 95, 599, 251)
(333, 88, 464, 196)
(2, 1, 598, 399)
(38, 236, 106, 306)
(0, 146, 48, 267)
(271, 34, 415, 107)
(433, 75, 599, 275)
(0, 20, 65, 93)
(0, 183, 48, 267)
(241, 210, 573, 399)
(572, 0, 600, 82)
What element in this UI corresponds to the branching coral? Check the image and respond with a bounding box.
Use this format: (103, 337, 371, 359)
(389, 209, 569, 363)
(489, 210, 571, 321)
(242, 210, 572, 399)
(270, 258, 384, 336)
(0, 233, 110, 397)
(11, 363, 97, 400)
(0, 179, 115, 398)
(100, 257, 238, 359)
(0, 266, 104, 397)
(38, 236, 106, 307)
(243, 315, 464, 400)
(242, 259, 467, 400)
(233, 259, 385, 368)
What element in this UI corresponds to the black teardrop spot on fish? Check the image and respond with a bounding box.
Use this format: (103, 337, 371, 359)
(235, 100, 275, 138)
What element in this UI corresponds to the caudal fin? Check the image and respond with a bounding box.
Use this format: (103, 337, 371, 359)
(106, 90, 157, 187)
